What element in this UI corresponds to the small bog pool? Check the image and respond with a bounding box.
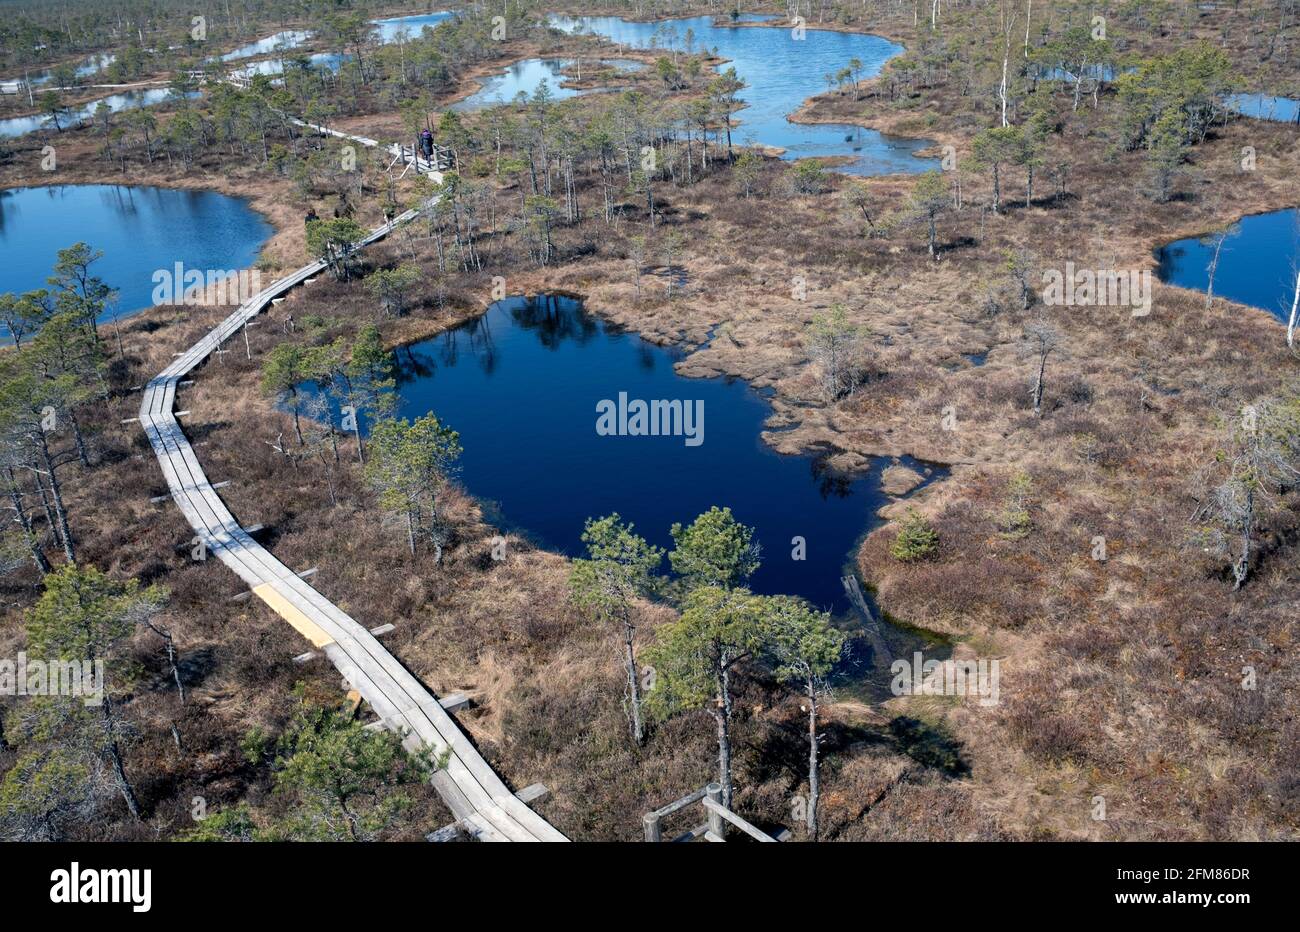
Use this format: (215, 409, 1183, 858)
(548, 14, 937, 175)
(0, 88, 190, 139)
(1226, 93, 1300, 123)
(451, 58, 645, 110)
(1156, 208, 1299, 320)
(0, 184, 271, 329)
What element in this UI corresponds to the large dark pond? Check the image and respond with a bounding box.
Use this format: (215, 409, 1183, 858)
(383, 295, 949, 696)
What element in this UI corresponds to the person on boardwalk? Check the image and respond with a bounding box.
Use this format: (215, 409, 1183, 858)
(419, 128, 434, 167)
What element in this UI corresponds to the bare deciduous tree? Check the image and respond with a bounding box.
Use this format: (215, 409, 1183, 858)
(1201, 224, 1237, 309)
(1194, 394, 1300, 589)
(1287, 268, 1299, 349)
(1023, 311, 1060, 417)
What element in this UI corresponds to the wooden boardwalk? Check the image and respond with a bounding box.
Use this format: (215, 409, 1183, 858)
(138, 136, 566, 842)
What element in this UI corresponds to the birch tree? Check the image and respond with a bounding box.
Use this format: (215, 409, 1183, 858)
(997, 3, 1020, 127)
(1287, 270, 1299, 349)
(763, 595, 844, 841)
(806, 302, 867, 401)
(1024, 312, 1060, 418)
(569, 514, 663, 744)
(1202, 224, 1237, 308)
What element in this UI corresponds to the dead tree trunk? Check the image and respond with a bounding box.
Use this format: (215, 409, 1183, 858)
(6, 466, 50, 575)
(806, 684, 820, 840)
(622, 615, 645, 744)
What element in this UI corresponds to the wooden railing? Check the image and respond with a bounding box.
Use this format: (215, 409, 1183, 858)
(396, 141, 453, 173)
(642, 783, 786, 843)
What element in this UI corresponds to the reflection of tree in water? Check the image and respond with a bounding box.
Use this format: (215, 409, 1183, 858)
(1154, 244, 1188, 284)
(809, 455, 856, 499)
(637, 341, 657, 372)
(396, 295, 597, 384)
(462, 312, 498, 375)
(434, 328, 459, 369)
(508, 294, 597, 349)
(0, 187, 15, 235)
(102, 184, 142, 219)
(394, 310, 501, 384)
(393, 348, 427, 386)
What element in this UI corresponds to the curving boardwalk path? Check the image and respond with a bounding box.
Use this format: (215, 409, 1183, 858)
(138, 131, 567, 842)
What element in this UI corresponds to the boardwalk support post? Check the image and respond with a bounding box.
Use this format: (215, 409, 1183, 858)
(438, 693, 470, 712)
(705, 783, 725, 841)
(516, 783, 549, 804)
(642, 783, 780, 842)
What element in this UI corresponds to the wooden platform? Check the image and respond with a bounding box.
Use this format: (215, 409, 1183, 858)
(138, 142, 566, 843)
